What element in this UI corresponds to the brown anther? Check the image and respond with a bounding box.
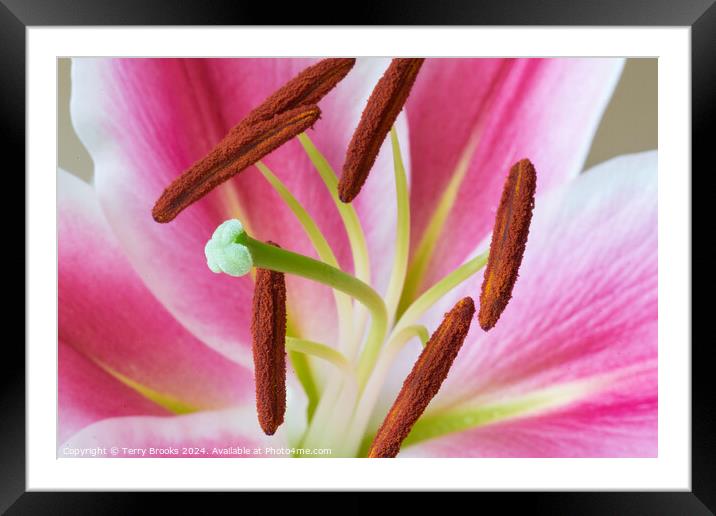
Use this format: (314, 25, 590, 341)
(241, 58, 356, 127)
(251, 241, 287, 435)
(152, 58, 356, 223)
(368, 297, 475, 458)
(338, 58, 424, 203)
(478, 158, 536, 331)
(153, 105, 320, 223)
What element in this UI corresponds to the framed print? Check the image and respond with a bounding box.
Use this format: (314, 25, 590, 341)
(6, 0, 710, 511)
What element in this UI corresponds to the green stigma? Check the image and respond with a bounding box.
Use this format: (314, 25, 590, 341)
(204, 219, 253, 277)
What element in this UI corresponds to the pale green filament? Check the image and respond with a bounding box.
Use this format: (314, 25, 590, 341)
(397, 133, 479, 318)
(406, 324, 430, 347)
(287, 349, 319, 421)
(286, 317, 320, 420)
(256, 161, 354, 347)
(298, 133, 371, 359)
(285, 337, 351, 373)
(297, 133, 371, 286)
(383, 128, 411, 325)
(352, 128, 412, 391)
(297, 132, 376, 448)
(393, 249, 489, 337)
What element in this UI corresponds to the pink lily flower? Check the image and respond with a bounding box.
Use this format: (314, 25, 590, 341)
(59, 57, 656, 458)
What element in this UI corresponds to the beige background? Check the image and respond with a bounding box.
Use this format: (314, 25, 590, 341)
(58, 58, 657, 182)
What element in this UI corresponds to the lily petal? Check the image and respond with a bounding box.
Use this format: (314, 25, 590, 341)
(59, 407, 277, 456)
(70, 58, 408, 356)
(59, 340, 168, 445)
(59, 169, 254, 411)
(394, 151, 657, 457)
(399, 366, 656, 457)
(406, 58, 624, 291)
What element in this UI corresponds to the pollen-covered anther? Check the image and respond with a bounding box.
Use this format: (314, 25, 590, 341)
(152, 58, 357, 223)
(153, 106, 321, 223)
(242, 58, 356, 127)
(368, 297, 475, 458)
(339, 58, 424, 203)
(251, 241, 287, 436)
(478, 158, 537, 331)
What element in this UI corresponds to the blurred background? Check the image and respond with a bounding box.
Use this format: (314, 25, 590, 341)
(58, 58, 657, 182)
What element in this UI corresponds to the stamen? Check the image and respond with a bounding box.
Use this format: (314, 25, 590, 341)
(368, 297, 475, 458)
(479, 158, 536, 331)
(338, 58, 424, 203)
(298, 133, 372, 358)
(153, 105, 320, 223)
(251, 241, 287, 435)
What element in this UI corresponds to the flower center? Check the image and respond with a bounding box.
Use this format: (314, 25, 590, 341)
(153, 59, 536, 457)
(200, 129, 533, 457)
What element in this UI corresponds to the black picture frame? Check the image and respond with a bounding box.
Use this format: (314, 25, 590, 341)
(4, 0, 709, 511)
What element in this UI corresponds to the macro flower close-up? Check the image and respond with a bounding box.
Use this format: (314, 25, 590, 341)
(59, 57, 657, 458)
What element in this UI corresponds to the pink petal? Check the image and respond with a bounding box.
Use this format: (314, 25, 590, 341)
(60, 407, 278, 457)
(59, 340, 169, 445)
(70, 58, 407, 353)
(406, 58, 624, 291)
(400, 366, 656, 457)
(59, 169, 254, 410)
(399, 151, 657, 457)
